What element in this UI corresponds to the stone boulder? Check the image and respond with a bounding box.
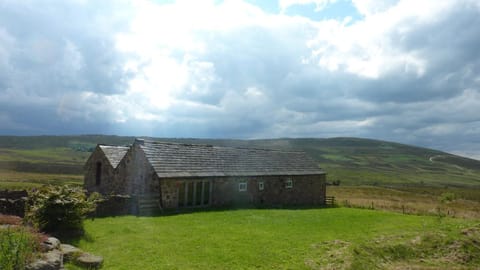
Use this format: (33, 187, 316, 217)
(41, 237, 61, 252)
(74, 252, 104, 269)
(27, 250, 63, 270)
(60, 244, 81, 262)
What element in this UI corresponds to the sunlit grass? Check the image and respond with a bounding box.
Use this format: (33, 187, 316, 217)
(0, 170, 82, 190)
(73, 208, 478, 269)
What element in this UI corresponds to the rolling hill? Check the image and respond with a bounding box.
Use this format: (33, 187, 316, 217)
(0, 135, 479, 188)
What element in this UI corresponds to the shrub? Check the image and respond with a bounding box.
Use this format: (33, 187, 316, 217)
(0, 227, 39, 270)
(25, 185, 100, 234)
(439, 192, 456, 203)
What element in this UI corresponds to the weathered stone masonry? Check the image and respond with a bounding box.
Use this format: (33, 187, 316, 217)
(84, 139, 327, 212)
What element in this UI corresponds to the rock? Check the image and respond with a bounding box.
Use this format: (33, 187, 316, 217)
(74, 252, 103, 269)
(41, 237, 61, 251)
(27, 250, 63, 270)
(60, 244, 81, 262)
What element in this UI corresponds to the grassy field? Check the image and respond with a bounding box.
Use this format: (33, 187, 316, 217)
(0, 136, 479, 269)
(328, 186, 480, 219)
(68, 208, 480, 269)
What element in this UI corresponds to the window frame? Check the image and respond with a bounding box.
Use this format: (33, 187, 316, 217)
(258, 181, 264, 191)
(238, 182, 247, 192)
(285, 178, 293, 189)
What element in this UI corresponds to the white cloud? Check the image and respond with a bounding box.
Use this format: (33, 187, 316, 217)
(351, 0, 398, 16)
(279, 0, 338, 13)
(1, 0, 480, 159)
(306, 0, 462, 79)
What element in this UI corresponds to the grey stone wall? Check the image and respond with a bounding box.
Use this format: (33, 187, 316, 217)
(0, 189, 27, 217)
(84, 147, 128, 195)
(84, 144, 161, 197)
(210, 175, 326, 207)
(126, 144, 159, 196)
(160, 174, 326, 209)
(160, 178, 177, 208)
(93, 195, 136, 217)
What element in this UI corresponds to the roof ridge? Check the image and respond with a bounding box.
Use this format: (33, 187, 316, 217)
(99, 144, 130, 148)
(139, 139, 304, 153)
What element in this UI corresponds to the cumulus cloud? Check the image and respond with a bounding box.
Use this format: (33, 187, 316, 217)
(279, 0, 339, 13)
(0, 0, 480, 159)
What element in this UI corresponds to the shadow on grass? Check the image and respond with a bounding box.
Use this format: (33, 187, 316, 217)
(49, 228, 95, 246)
(128, 203, 340, 218)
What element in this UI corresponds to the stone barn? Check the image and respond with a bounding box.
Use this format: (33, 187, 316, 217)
(84, 139, 326, 212)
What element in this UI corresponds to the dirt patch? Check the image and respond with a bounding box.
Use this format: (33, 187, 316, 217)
(305, 240, 352, 270)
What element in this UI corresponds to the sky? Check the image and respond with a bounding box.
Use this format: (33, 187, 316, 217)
(1, 0, 480, 159)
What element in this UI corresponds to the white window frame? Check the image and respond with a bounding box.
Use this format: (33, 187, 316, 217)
(238, 182, 247, 192)
(285, 179, 293, 189)
(258, 181, 264, 191)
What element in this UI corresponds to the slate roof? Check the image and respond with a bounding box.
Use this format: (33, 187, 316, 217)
(138, 140, 325, 178)
(99, 145, 129, 168)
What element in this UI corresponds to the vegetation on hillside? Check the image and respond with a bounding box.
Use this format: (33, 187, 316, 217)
(328, 186, 480, 219)
(1, 135, 480, 189)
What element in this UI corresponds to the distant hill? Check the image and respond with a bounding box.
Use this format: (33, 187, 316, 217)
(0, 135, 479, 188)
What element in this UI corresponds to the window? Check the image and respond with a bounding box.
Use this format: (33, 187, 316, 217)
(258, 181, 264, 191)
(178, 180, 212, 208)
(238, 182, 247, 192)
(95, 162, 102, 186)
(285, 179, 293, 189)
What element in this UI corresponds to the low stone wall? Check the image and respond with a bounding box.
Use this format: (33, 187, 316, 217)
(93, 195, 137, 217)
(0, 198, 26, 217)
(0, 189, 28, 217)
(0, 189, 28, 199)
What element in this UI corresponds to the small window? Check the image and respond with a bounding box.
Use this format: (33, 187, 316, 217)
(258, 181, 264, 191)
(285, 179, 293, 189)
(238, 182, 247, 192)
(95, 162, 102, 186)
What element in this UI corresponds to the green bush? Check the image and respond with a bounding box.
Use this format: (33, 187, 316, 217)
(439, 192, 456, 203)
(26, 185, 100, 234)
(0, 227, 38, 270)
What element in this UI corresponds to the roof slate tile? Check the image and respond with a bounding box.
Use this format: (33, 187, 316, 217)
(139, 140, 324, 178)
(99, 145, 129, 169)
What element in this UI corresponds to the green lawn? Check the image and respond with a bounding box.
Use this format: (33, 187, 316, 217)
(72, 208, 479, 269)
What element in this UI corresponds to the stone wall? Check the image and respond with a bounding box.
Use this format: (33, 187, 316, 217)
(160, 177, 177, 208)
(0, 189, 28, 199)
(0, 189, 27, 217)
(210, 174, 326, 207)
(84, 146, 128, 195)
(126, 144, 159, 196)
(160, 174, 326, 209)
(93, 195, 137, 217)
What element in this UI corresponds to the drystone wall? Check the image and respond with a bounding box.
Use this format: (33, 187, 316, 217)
(0, 189, 27, 217)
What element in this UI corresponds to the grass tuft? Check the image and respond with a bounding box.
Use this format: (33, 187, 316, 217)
(0, 227, 39, 270)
